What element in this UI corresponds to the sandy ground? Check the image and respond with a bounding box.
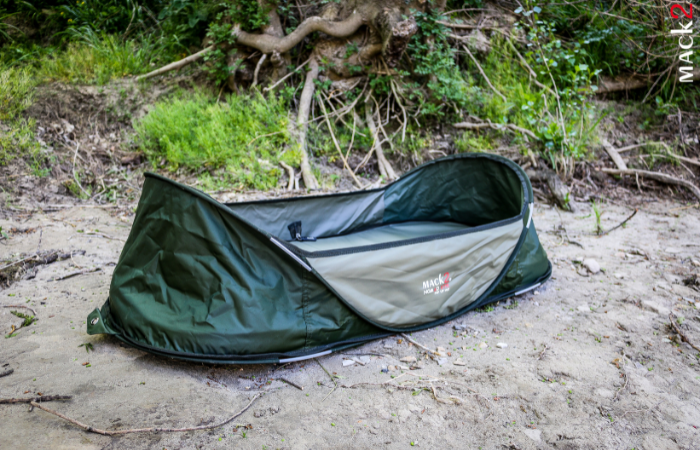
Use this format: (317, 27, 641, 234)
(1, 198, 700, 450)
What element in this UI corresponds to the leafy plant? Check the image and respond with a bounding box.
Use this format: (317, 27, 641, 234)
(79, 342, 94, 353)
(135, 90, 295, 190)
(591, 200, 602, 235)
(203, 20, 239, 84)
(11, 310, 35, 327)
(226, 0, 269, 33)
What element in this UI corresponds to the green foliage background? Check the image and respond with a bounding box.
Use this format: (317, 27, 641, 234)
(0, 0, 698, 191)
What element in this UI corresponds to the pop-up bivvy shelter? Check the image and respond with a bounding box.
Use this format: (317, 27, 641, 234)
(87, 154, 551, 363)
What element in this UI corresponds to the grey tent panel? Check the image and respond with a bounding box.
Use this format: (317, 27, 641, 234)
(307, 219, 522, 327)
(228, 190, 385, 239)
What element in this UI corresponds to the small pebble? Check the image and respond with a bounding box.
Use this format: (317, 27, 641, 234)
(496, 343, 508, 349)
(343, 360, 355, 367)
(582, 258, 600, 274)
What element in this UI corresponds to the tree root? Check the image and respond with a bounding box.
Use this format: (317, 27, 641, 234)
(318, 98, 366, 188)
(365, 100, 397, 180)
(235, 13, 365, 55)
(27, 394, 261, 436)
(297, 57, 320, 190)
(279, 161, 295, 191)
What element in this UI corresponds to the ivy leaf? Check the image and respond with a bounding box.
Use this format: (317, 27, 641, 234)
(514, 6, 523, 13)
(533, 6, 542, 13)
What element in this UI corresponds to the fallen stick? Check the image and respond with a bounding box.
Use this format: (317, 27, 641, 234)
(668, 203, 699, 212)
(136, 45, 215, 81)
(84, 232, 124, 241)
(279, 377, 304, 391)
(38, 204, 120, 209)
(616, 143, 647, 153)
(453, 120, 538, 141)
(0, 250, 86, 272)
(1, 395, 71, 404)
(461, 45, 507, 102)
(599, 209, 637, 236)
(29, 393, 261, 436)
(665, 151, 700, 167)
(601, 168, 700, 201)
(315, 358, 337, 401)
(669, 313, 700, 353)
(51, 267, 101, 281)
(438, 21, 502, 30)
(0, 369, 14, 378)
(602, 140, 627, 170)
(3, 305, 37, 316)
(400, 333, 439, 357)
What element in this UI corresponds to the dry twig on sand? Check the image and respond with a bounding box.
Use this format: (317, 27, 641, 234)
(599, 209, 637, 236)
(279, 377, 304, 391)
(669, 314, 700, 353)
(315, 358, 337, 401)
(400, 333, 439, 357)
(27, 394, 261, 436)
(3, 305, 37, 316)
(0, 395, 72, 404)
(51, 267, 102, 281)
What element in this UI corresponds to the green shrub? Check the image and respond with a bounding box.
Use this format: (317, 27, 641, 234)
(0, 67, 34, 120)
(455, 132, 494, 153)
(134, 91, 296, 190)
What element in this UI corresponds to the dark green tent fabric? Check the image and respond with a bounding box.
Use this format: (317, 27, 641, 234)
(87, 154, 551, 364)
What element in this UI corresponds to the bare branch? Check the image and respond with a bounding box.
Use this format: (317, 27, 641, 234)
(601, 168, 700, 201)
(136, 45, 215, 81)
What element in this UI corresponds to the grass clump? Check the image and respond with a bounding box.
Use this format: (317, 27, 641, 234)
(0, 67, 45, 169)
(135, 91, 296, 190)
(455, 132, 494, 153)
(36, 30, 166, 85)
(0, 67, 34, 120)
